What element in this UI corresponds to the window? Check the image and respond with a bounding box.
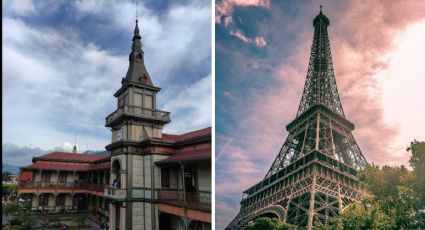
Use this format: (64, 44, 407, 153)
(42, 172, 50, 183)
(116, 129, 122, 141)
(59, 173, 66, 183)
(118, 95, 124, 108)
(56, 195, 65, 206)
(40, 195, 48, 206)
(161, 168, 170, 188)
(134, 93, 143, 107)
(144, 95, 153, 109)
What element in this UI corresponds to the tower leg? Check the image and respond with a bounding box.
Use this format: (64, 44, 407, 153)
(307, 175, 316, 230)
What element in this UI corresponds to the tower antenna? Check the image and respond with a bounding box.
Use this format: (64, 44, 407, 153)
(72, 134, 78, 153)
(136, 0, 139, 22)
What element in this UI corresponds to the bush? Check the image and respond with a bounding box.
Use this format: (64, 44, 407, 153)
(19, 215, 36, 230)
(4, 203, 21, 215)
(10, 217, 22, 226)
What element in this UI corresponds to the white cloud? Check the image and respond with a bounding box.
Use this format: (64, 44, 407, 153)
(6, 0, 35, 16)
(2, 1, 211, 155)
(74, 0, 106, 14)
(163, 75, 212, 133)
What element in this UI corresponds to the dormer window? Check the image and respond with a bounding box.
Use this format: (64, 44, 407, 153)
(139, 74, 147, 84)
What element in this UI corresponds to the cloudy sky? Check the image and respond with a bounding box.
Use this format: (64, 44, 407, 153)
(2, 0, 211, 167)
(215, 0, 425, 229)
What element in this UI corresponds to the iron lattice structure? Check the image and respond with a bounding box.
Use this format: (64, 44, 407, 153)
(226, 10, 368, 230)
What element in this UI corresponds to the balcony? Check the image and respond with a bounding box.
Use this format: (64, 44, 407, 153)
(158, 190, 211, 212)
(105, 106, 170, 126)
(18, 182, 106, 193)
(104, 186, 127, 200)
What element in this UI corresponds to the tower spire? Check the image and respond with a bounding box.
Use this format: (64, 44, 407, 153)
(72, 134, 77, 153)
(123, 18, 155, 87)
(296, 8, 344, 117)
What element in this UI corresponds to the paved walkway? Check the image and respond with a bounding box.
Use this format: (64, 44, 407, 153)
(2, 213, 11, 226)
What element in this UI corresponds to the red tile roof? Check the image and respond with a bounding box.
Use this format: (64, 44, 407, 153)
(163, 127, 211, 142)
(156, 148, 211, 164)
(36, 152, 110, 162)
(25, 162, 93, 171)
(20, 171, 33, 181)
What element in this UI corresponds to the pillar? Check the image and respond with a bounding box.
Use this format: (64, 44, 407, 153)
(180, 162, 188, 230)
(307, 175, 317, 230)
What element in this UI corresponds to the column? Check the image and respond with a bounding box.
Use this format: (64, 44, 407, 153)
(39, 169, 43, 188)
(56, 170, 60, 188)
(307, 175, 317, 230)
(109, 203, 116, 230)
(180, 162, 188, 230)
(54, 194, 58, 212)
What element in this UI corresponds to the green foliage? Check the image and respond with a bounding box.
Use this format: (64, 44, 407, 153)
(408, 140, 425, 207)
(4, 202, 21, 215)
(2, 171, 13, 182)
(73, 216, 88, 228)
(20, 215, 36, 230)
(317, 140, 425, 229)
(2, 184, 17, 197)
(246, 217, 297, 230)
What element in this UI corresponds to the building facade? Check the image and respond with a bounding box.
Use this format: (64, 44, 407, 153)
(18, 20, 211, 230)
(18, 152, 111, 217)
(103, 19, 211, 230)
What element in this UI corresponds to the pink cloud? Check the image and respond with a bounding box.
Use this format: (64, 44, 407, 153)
(255, 36, 267, 47)
(230, 30, 267, 47)
(230, 30, 250, 43)
(216, 0, 270, 25)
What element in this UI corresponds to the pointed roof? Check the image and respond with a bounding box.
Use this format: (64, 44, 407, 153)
(123, 20, 155, 87)
(296, 7, 345, 117)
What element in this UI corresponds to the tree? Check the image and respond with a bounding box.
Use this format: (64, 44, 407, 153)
(4, 202, 21, 215)
(407, 140, 425, 207)
(319, 140, 425, 229)
(246, 217, 297, 230)
(315, 202, 393, 230)
(20, 215, 37, 230)
(2, 184, 17, 197)
(2, 171, 13, 183)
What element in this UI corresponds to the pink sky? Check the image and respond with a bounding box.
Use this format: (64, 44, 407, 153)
(215, 0, 425, 229)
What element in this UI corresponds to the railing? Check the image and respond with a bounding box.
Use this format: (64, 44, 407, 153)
(19, 182, 107, 191)
(28, 205, 74, 212)
(157, 190, 211, 211)
(87, 184, 106, 192)
(105, 106, 170, 125)
(104, 186, 127, 200)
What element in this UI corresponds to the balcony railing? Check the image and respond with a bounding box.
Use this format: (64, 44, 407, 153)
(157, 190, 211, 211)
(104, 186, 127, 200)
(105, 106, 170, 125)
(87, 184, 106, 192)
(18, 182, 106, 191)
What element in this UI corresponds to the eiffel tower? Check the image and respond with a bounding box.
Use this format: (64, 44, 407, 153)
(226, 8, 368, 230)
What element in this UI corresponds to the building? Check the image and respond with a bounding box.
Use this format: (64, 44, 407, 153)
(18, 152, 111, 216)
(18, 19, 211, 230)
(103, 19, 211, 230)
(226, 9, 367, 230)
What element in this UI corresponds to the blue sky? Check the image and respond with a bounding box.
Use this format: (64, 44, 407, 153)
(2, 0, 211, 167)
(215, 0, 425, 229)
